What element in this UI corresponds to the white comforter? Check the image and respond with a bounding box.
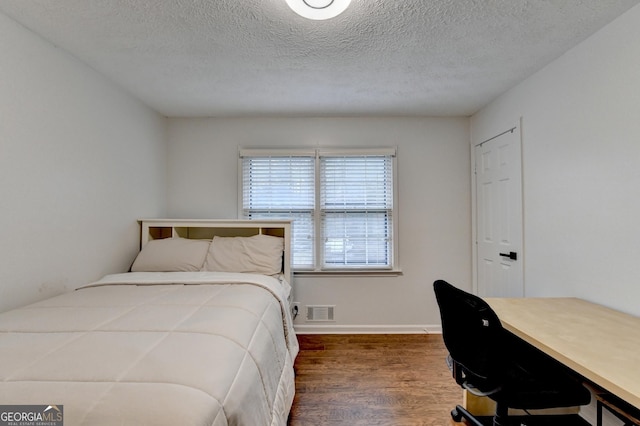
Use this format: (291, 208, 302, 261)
(0, 272, 298, 426)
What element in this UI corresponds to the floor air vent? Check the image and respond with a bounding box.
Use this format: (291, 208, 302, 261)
(306, 305, 335, 321)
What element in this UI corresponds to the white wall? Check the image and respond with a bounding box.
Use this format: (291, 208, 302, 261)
(0, 12, 167, 312)
(167, 117, 471, 331)
(471, 4, 640, 316)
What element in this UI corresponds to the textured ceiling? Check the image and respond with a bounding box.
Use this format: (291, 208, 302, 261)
(0, 0, 638, 117)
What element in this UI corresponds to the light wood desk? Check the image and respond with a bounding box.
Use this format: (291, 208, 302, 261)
(485, 297, 640, 410)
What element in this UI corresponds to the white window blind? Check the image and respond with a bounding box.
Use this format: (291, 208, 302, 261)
(320, 155, 393, 268)
(241, 154, 315, 268)
(240, 148, 396, 271)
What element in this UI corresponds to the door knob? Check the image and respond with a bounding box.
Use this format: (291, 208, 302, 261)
(499, 251, 518, 260)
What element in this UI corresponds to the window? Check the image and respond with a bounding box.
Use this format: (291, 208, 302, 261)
(240, 148, 397, 272)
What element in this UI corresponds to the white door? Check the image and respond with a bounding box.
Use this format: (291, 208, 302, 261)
(476, 126, 524, 297)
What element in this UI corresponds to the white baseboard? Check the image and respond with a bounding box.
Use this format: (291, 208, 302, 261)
(293, 324, 442, 334)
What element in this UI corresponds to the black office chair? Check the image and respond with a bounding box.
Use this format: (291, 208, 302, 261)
(433, 280, 591, 426)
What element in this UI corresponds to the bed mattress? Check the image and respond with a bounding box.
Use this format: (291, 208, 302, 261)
(0, 271, 298, 426)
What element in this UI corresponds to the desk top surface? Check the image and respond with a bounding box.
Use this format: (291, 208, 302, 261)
(485, 297, 640, 409)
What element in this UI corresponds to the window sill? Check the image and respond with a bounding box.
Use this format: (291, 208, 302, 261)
(293, 269, 403, 278)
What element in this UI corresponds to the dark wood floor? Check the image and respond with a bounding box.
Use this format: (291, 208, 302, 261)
(288, 334, 463, 425)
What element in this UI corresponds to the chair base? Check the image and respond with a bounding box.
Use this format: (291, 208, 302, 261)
(451, 405, 590, 426)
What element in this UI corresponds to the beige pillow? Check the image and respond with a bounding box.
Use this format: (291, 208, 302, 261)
(202, 234, 284, 275)
(131, 238, 210, 272)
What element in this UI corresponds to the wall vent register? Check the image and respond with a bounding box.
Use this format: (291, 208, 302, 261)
(306, 305, 335, 321)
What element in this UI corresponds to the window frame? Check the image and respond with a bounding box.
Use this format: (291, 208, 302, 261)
(238, 147, 400, 276)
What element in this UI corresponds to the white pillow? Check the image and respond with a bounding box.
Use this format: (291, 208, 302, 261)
(131, 238, 210, 272)
(202, 234, 284, 275)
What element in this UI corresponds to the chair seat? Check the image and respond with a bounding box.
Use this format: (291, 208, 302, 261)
(494, 357, 592, 409)
(494, 378, 591, 410)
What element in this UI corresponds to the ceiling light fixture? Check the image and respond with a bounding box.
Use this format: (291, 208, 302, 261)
(285, 0, 351, 20)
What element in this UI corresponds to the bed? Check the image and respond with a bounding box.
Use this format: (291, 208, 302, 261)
(0, 219, 298, 426)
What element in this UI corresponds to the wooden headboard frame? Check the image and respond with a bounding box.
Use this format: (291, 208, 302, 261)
(138, 219, 292, 284)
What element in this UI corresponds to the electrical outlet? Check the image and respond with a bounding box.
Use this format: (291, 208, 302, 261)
(292, 302, 300, 319)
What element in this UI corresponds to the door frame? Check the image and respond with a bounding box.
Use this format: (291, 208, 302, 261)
(470, 117, 525, 296)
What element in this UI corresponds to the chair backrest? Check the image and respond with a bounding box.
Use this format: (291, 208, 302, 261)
(433, 280, 506, 382)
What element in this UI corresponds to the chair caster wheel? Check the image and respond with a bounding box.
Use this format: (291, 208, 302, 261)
(451, 407, 463, 422)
